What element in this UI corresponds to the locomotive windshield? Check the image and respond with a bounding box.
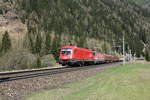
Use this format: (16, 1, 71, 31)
(62, 48, 72, 55)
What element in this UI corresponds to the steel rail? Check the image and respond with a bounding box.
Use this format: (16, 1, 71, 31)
(0, 62, 121, 83)
(0, 67, 66, 76)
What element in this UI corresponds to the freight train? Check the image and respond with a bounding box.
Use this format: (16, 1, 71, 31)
(59, 46, 120, 66)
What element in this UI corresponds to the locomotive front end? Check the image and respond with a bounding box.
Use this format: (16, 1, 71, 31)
(59, 47, 74, 66)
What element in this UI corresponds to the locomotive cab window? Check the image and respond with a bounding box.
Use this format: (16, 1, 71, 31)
(62, 48, 72, 55)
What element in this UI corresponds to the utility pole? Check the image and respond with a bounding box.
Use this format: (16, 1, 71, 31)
(123, 35, 125, 65)
(129, 49, 132, 61)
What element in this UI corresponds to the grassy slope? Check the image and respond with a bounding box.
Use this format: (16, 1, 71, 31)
(26, 64, 150, 100)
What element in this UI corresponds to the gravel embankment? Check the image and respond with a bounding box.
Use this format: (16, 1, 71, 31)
(0, 64, 119, 100)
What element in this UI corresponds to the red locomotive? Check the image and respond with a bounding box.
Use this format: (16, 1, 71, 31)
(59, 46, 94, 66)
(59, 46, 119, 66)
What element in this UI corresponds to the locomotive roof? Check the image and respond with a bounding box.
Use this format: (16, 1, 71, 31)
(62, 46, 77, 48)
(61, 46, 93, 51)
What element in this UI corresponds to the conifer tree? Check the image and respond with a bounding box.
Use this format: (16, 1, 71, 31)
(45, 33, 51, 54)
(27, 28, 36, 53)
(51, 34, 61, 61)
(77, 35, 85, 48)
(28, 35, 34, 53)
(145, 50, 150, 61)
(34, 34, 42, 54)
(103, 40, 108, 53)
(1, 31, 11, 53)
(36, 57, 41, 68)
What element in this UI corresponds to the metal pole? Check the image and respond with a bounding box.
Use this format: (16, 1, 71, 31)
(123, 35, 125, 65)
(130, 49, 132, 61)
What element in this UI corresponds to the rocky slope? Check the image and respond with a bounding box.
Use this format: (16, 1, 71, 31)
(0, 1, 27, 49)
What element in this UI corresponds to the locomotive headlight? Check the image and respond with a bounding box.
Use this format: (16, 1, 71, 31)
(64, 57, 67, 59)
(70, 55, 73, 59)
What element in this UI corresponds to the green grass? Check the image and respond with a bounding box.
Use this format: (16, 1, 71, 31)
(26, 64, 150, 100)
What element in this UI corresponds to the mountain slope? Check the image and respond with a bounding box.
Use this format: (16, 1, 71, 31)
(0, 0, 150, 71)
(17, 0, 150, 55)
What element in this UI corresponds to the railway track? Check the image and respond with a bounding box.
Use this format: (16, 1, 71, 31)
(0, 62, 121, 83)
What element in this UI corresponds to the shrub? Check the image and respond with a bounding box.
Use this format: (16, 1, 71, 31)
(36, 58, 42, 68)
(0, 50, 37, 71)
(1, 31, 11, 53)
(145, 50, 150, 61)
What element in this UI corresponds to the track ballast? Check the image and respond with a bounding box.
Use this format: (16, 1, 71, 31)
(0, 62, 121, 83)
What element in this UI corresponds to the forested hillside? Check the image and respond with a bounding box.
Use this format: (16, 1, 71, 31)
(0, 0, 150, 70)
(19, 0, 150, 55)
